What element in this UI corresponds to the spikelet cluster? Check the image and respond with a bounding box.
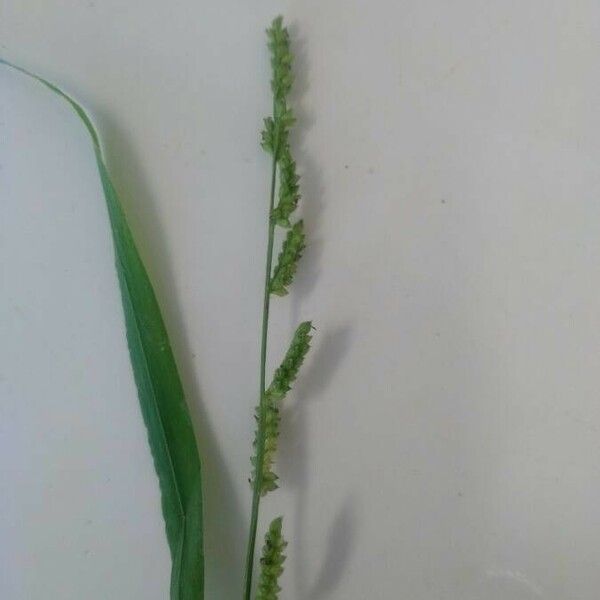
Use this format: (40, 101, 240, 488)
(260, 17, 294, 155)
(272, 143, 300, 227)
(252, 321, 313, 494)
(260, 17, 301, 229)
(256, 517, 287, 600)
(268, 321, 312, 400)
(257, 389, 281, 493)
(270, 221, 305, 296)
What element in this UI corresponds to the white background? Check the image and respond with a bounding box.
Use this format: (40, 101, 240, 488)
(2, 1, 600, 598)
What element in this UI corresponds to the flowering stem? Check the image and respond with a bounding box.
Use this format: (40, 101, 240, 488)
(243, 149, 278, 600)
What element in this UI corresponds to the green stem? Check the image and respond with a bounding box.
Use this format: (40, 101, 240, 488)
(243, 150, 278, 600)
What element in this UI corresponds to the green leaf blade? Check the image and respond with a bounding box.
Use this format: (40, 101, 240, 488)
(2, 59, 204, 600)
(100, 163, 204, 600)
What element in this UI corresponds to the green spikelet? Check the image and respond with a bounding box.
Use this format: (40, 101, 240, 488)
(256, 517, 287, 600)
(252, 321, 313, 495)
(270, 220, 305, 296)
(260, 117, 276, 153)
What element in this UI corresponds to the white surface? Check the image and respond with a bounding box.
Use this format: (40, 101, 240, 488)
(2, 1, 600, 598)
